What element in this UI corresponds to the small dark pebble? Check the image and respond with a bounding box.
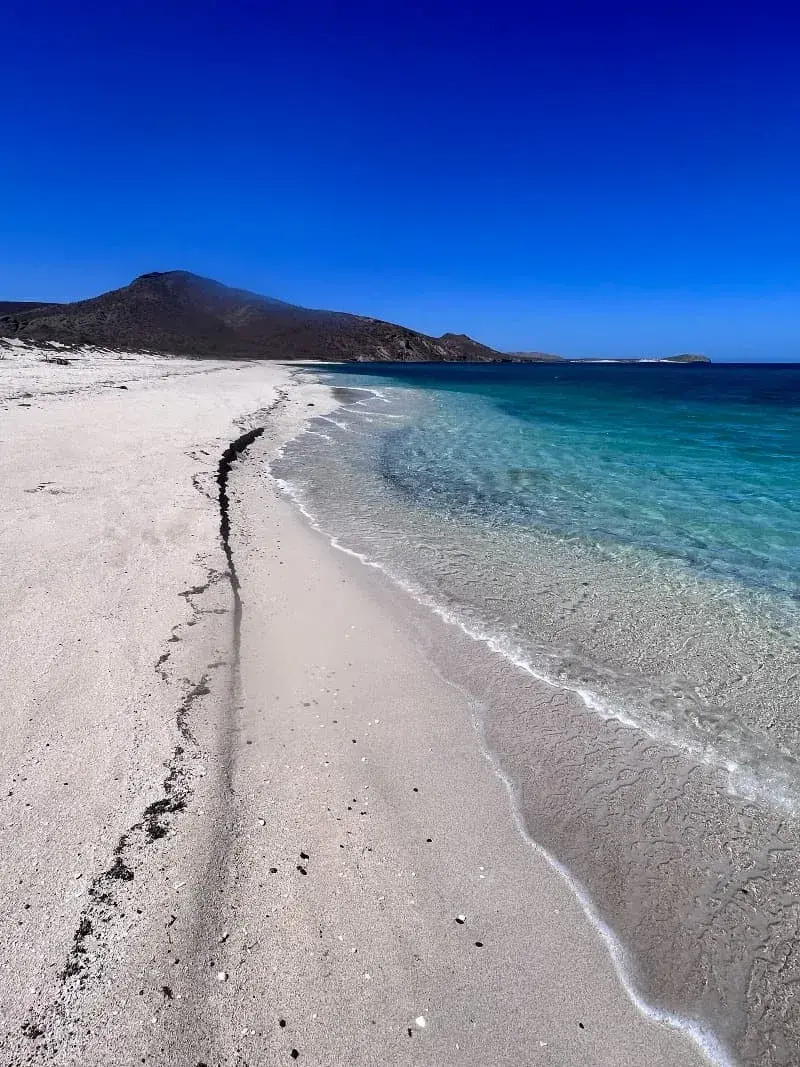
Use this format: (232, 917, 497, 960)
(279, 1019, 287, 1028)
(412, 788, 419, 793)
(474, 941, 484, 947)
(161, 985, 173, 999)
(300, 851, 309, 860)
(455, 917, 465, 925)
(269, 867, 278, 874)
(578, 1022, 585, 1030)
(297, 865, 307, 876)
(291, 1051, 299, 1060)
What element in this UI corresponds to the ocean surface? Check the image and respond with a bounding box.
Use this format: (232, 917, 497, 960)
(274, 362, 800, 1065)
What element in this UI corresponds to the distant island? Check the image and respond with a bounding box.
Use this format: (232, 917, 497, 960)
(661, 353, 710, 363)
(506, 350, 565, 362)
(567, 353, 711, 365)
(0, 271, 710, 364)
(507, 351, 709, 364)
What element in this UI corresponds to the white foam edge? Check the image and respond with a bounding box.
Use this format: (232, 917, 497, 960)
(268, 451, 732, 1067)
(280, 391, 800, 819)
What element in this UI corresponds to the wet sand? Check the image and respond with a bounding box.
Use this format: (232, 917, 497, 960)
(0, 345, 703, 1064)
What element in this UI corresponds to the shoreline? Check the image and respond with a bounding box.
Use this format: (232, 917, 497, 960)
(274, 366, 800, 1065)
(226, 410, 706, 1065)
(0, 348, 704, 1064)
(269, 435, 728, 1066)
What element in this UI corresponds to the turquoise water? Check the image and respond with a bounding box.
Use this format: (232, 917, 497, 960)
(331, 363, 799, 600)
(277, 363, 800, 801)
(275, 362, 800, 1063)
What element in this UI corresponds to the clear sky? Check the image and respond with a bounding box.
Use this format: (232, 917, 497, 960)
(2, 1, 799, 360)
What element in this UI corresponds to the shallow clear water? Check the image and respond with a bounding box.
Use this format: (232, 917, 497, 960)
(277, 363, 800, 803)
(274, 362, 800, 1063)
(328, 363, 799, 599)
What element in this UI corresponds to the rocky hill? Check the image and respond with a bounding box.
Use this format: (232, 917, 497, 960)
(0, 272, 505, 363)
(0, 301, 58, 316)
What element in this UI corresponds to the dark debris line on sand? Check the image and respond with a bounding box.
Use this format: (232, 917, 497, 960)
(216, 426, 264, 634)
(17, 625, 225, 1058)
(216, 388, 288, 663)
(16, 408, 281, 1061)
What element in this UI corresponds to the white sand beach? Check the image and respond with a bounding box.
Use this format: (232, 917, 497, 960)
(0, 344, 705, 1065)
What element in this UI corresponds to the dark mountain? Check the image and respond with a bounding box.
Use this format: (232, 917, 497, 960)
(0, 301, 60, 316)
(0, 271, 506, 362)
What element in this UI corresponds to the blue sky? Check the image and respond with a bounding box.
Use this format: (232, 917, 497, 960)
(1, 1, 798, 360)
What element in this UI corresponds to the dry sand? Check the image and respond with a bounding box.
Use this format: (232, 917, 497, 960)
(0, 343, 705, 1064)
